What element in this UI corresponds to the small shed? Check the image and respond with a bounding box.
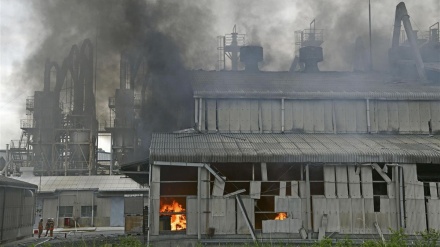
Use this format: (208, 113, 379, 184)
(0, 176, 38, 244)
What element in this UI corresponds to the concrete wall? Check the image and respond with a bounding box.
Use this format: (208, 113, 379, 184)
(198, 99, 440, 134)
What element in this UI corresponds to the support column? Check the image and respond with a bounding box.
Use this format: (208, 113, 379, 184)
(150, 165, 160, 235)
(197, 167, 201, 240)
(305, 164, 312, 239)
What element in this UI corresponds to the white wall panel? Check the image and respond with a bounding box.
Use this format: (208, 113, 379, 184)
(430, 101, 440, 133)
(355, 100, 367, 133)
(271, 100, 282, 132)
(261, 100, 272, 133)
(206, 99, 217, 130)
(336, 166, 349, 198)
(292, 100, 304, 131)
(398, 101, 410, 133)
(313, 101, 325, 132)
(387, 101, 399, 132)
(408, 102, 421, 132)
(217, 100, 230, 132)
(229, 100, 240, 132)
(250, 100, 260, 132)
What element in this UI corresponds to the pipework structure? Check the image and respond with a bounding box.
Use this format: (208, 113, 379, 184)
(13, 39, 98, 176)
(106, 49, 145, 173)
(217, 25, 246, 71)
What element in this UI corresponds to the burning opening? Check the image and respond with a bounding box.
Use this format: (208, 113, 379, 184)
(159, 198, 186, 231)
(275, 212, 287, 220)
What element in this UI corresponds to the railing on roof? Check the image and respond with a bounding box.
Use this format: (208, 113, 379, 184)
(20, 119, 35, 129)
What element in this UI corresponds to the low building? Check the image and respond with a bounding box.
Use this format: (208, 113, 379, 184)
(0, 176, 38, 244)
(14, 168, 148, 228)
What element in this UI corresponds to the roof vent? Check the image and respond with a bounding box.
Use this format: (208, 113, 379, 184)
(240, 46, 263, 72)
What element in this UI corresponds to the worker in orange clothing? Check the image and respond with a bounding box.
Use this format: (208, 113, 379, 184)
(49, 218, 55, 237)
(38, 218, 44, 238)
(44, 218, 50, 237)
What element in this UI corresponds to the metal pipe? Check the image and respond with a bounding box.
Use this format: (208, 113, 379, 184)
(399, 165, 405, 228)
(305, 164, 312, 239)
(91, 192, 94, 226)
(281, 98, 285, 133)
(394, 165, 401, 227)
(147, 163, 152, 246)
(392, 2, 426, 81)
(366, 99, 371, 133)
(56, 192, 60, 228)
(197, 167, 201, 240)
(369, 0, 373, 71)
(1, 187, 5, 241)
(198, 98, 203, 131)
(194, 98, 198, 127)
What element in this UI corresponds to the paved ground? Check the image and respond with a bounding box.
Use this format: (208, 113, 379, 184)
(2, 227, 138, 247)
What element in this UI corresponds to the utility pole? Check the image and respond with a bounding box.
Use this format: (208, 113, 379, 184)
(369, 0, 373, 71)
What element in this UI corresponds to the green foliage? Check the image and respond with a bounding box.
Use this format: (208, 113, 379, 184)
(312, 237, 333, 247)
(415, 229, 440, 247)
(118, 235, 144, 247)
(360, 240, 380, 247)
(388, 228, 408, 247)
(336, 238, 354, 247)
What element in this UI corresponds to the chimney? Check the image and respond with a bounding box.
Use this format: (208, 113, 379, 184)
(299, 46, 323, 73)
(240, 46, 263, 72)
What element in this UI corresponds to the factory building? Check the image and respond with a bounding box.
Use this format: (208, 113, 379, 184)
(13, 168, 147, 228)
(143, 3, 440, 243)
(0, 176, 37, 244)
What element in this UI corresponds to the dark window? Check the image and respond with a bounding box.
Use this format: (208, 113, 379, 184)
(373, 196, 381, 212)
(81, 206, 97, 217)
(59, 206, 73, 217)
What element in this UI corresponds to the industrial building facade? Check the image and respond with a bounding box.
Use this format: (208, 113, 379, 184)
(147, 70, 440, 241)
(14, 168, 147, 229)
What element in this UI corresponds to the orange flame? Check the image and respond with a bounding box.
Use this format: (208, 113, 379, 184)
(160, 200, 186, 231)
(275, 212, 287, 220)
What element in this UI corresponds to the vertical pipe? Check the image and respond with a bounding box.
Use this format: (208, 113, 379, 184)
(110, 134, 113, 176)
(5, 144, 9, 164)
(56, 192, 60, 228)
(369, 0, 373, 71)
(394, 165, 401, 227)
(305, 164, 312, 239)
(1, 187, 5, 241)
(223, 37, 226, 70)
(198, 98, 203, 131)
(399, 166, 405, 228)
(366, 99, 371, 133)
(194, 98, 198, 127)
(197, 167, 201, 240)
(91, 192, 94, 227)
(147, 163, 152, 246)
(281, 98, 285, 133)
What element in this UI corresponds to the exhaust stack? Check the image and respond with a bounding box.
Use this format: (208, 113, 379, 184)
(240, 46, 263, 72)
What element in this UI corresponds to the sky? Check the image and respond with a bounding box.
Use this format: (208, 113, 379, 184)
(0, 0, 439, 151)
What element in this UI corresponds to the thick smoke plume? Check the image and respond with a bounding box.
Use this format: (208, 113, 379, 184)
(17, 0, 218, 153)
(2, 0, 439, 149)
(229, 0, 439, 71)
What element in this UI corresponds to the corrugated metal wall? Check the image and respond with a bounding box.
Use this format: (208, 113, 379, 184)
(202, 99, 440, 134)
(0, 187, 35, 243)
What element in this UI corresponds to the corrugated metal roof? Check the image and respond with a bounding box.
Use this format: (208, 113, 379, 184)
(190, 71, 440, 100)
(12, 175, 147, 193)
(0, 176, 38, 189)
(150, 133, 440, 164)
